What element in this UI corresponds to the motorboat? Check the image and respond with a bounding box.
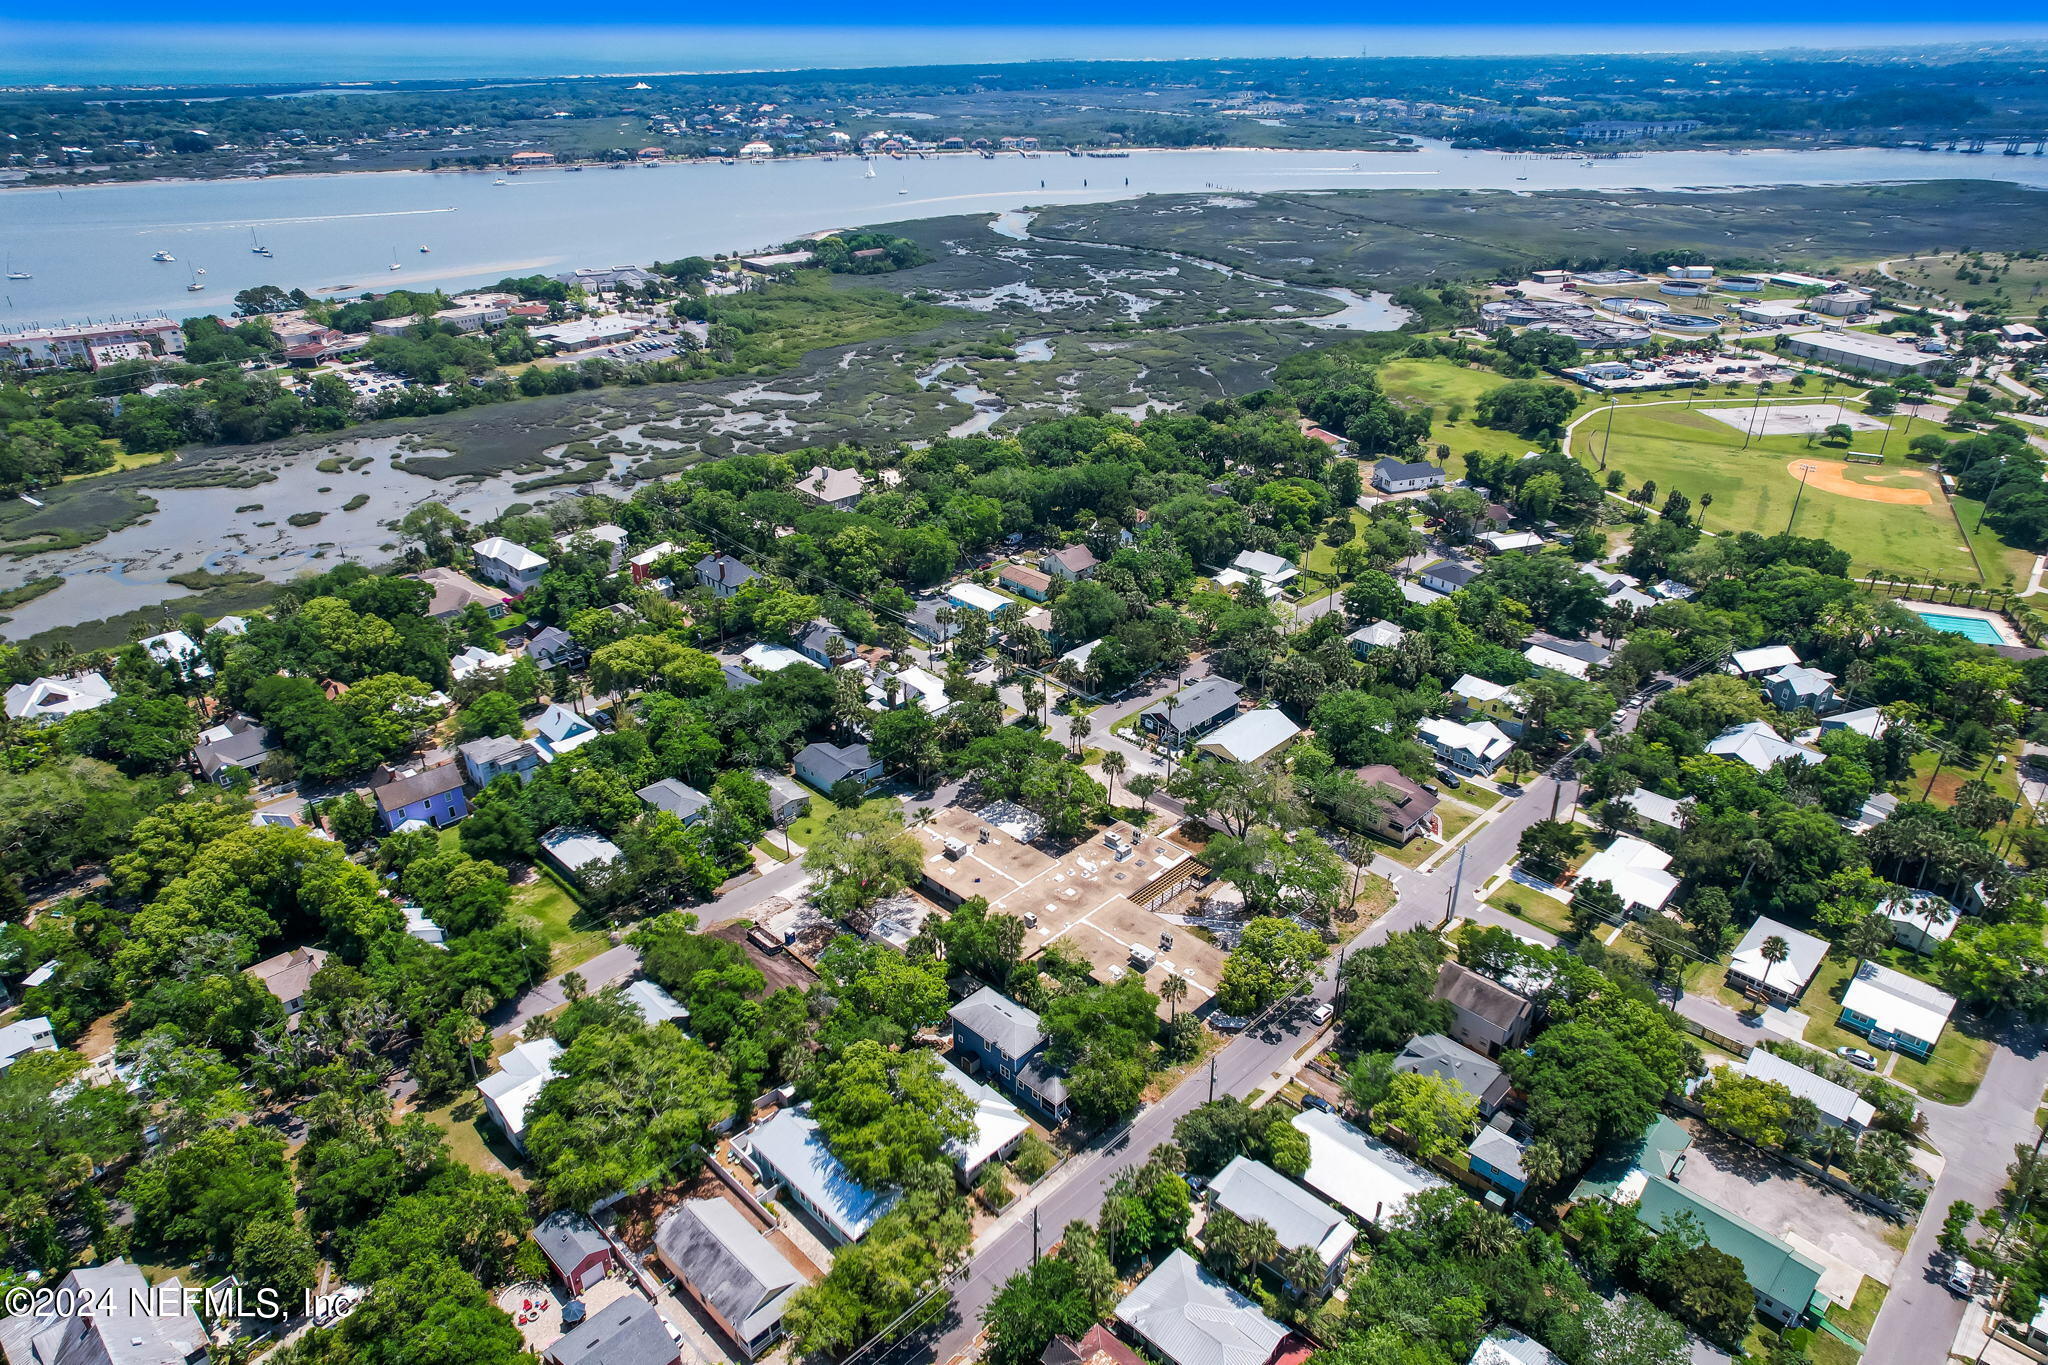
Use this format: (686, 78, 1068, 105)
(152, 250, 175, 262)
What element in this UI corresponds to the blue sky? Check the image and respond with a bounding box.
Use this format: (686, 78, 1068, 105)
(6, 16, 2048, 85)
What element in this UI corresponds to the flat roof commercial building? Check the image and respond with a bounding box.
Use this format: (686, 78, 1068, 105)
(1783, 331, 1942, 378)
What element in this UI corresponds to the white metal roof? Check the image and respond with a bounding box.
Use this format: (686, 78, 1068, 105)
(1842, 961, 1956, 1044)
(1731, 645, 1801, 676)
(1728, 916, 1829, 995)
(1197, 707, 1301, 764)
(1738, 1050, 1875, 1128)
(1576, 835, 1679, 914)
(472, 536, 548, 573)
(1291, 1108, 1446, 1226)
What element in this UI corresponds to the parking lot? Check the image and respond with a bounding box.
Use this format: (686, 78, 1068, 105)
(1673, 1126, 1906, 1303)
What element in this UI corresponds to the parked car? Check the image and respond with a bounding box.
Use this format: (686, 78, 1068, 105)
(1209, 1013, 1250, 1033)
(1837, 1046, 1879, 1071)
(1946, 1262, 1979, 1297)
(1434, 767, 1464, 789)
(1300, 1093, 1335, 1114)
(1311, 1002, 1334, 1025)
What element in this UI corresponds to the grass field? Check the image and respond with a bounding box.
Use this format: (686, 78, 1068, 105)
(784, 793, 843, 847)
(1883, 251, 2048, 317)
(1571, 398, 2027, 583)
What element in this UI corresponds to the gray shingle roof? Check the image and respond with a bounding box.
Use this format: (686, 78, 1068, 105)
(542, 1293, 676, 1365)
(533, 1210, 610, 1275)
(1395, 1033, 1505, 1105)
(949, 987, 1046, 1060)
(637, 778, 710, 822)
(1142, 677, 1242, 733)
(375, 762, 466, 814)
(1115, 1250, 1287, 1365)
(655, 1199, 803, 1347)
(796, 741, 873, 789)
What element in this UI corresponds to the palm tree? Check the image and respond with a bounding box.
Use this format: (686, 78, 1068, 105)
(1019, 678, 1043, 729)
(1101, 750, 1128, 802)
(1160, 972, 1189, 1022)
(1070, 711, 1094, 756)
(1696, 491, 1713, 528)
(1842, 911, 1893, 961)
(1760, 934, 1791, 986)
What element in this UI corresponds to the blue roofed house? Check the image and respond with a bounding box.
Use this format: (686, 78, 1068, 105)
(795, 741, 883, 795)
(736, 1106, 897, 1244)
(948, 986, 1070, 1122)
(534, 703, 601, 760)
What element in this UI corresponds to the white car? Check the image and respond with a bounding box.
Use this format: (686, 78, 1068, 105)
(1310, 1002, 1334, 1025)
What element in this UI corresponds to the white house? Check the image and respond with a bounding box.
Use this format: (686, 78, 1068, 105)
(3, 672, 114, 723)
(477, 1037, 563, 1152)
(1418, 715, 1514, 774)
(140, 629, 211, 678)
(1348, 621, 1405, 656)
(1726, 917, 1829, 1003)
(1371, 458, 1446, 494)
(1730, 644, 1802, 678)
(1706, 721, 1823, 773)
(1879, 891, 1961, 955)
(471, 537, 550, 594)
(1575, 835, 1679, 916)
(540, 827, 623, 884)
(1229, 550, 1297, 591)
(1292, 1108, 1447, 1227)
(554, 523, 628, 571)
(1196, 708, 1302, 765)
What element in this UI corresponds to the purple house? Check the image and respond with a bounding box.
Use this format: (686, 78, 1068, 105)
(374, 763, 472, 832)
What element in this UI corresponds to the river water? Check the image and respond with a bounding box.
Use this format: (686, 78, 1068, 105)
(6, 139, 2048, 329)
(4, 138, 2047, 639)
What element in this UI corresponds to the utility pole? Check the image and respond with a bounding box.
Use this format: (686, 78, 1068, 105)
(1599, 395, 1618, 470)
(1442, 841, 1468, 929)
(1785, 463, 1815, 534)
(1207, 1057, 1217, 1102)
(1032, 1208, 1041, 1266)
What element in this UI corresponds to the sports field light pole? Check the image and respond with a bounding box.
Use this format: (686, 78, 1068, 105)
(1599, 395, 1619, 470)
(1741, 380, 1769, 450)
(1785, 462, 1816, 534)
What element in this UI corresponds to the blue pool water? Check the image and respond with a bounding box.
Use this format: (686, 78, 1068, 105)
(1916, 611, 2005, 644)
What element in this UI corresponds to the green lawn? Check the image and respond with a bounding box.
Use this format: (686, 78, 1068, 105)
(1377, 358, 1548, 466)
(784, 794, 843, 847)
(1573, 398, 2018, 583)
(510, 868, 609, 974)
(1484, 881, 1575, 938)
(1799, 953, 1995, 1104)
(414, 1088, 530, 1188)
(1828, 1275, 1888, 1344)
(1305, 508, 1374, 578)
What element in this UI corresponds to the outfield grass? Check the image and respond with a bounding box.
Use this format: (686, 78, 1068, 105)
(1573, 398, 2017, 583)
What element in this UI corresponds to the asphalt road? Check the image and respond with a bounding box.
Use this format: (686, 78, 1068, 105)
(891, 761, 1579, 1365)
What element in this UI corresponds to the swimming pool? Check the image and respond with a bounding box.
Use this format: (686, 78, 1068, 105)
(1915, 610, 2007, 645)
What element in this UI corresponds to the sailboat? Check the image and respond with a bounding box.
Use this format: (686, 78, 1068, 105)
(250, 229, 272, 257)
(4, 254, 28, 281)
(186, 265, 205, 292)
(388, 247, 403, 273)
(864, 164, 876, 179)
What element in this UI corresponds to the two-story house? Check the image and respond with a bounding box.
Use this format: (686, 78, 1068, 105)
(948, 986, 1070, 1122)
(470, 537, 550, 595)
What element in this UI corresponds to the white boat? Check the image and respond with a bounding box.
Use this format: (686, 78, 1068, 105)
(418, 245, 430, 253)
(493, 178, 508, 185)
(388, 247, 402, 272)
(152, 250, 175, 262)
(4, 254, 27, 280)
(250, 229, 271, 256)
(864, 165, 875, 179)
